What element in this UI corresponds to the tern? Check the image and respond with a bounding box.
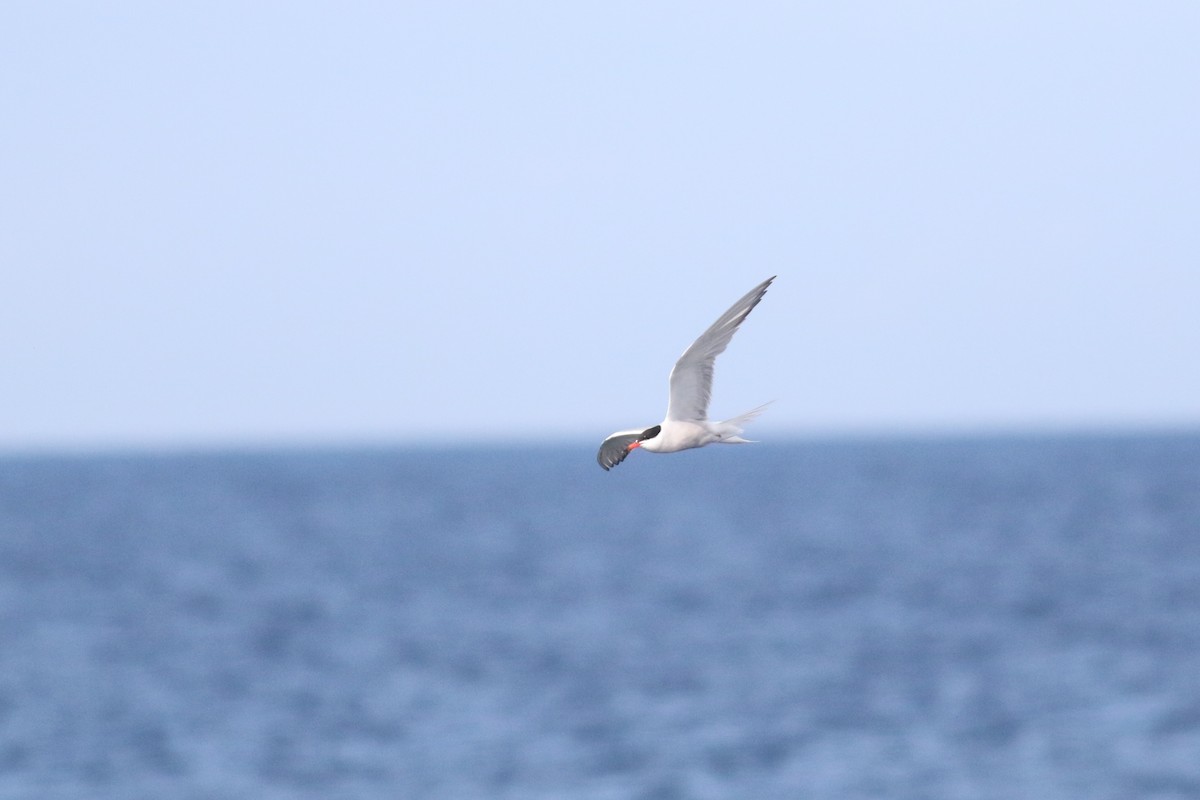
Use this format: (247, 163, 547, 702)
(596, 276, 775, 470)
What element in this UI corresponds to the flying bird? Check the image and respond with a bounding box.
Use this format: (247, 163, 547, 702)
(596, 276, 775, 470)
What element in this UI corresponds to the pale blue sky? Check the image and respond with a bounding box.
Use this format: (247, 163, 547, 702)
(2, 3, 1197, 450)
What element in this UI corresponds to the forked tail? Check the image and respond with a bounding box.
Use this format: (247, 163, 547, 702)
(717, 401, 773, 443)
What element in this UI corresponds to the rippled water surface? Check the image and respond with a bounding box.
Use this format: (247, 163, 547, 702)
(2, 434, 1199, 799)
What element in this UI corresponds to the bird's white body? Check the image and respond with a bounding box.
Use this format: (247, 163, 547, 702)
(639, 414, 762, 454)
(596, 277, 775, 470)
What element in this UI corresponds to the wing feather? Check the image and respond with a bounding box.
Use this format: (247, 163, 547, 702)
(596, 429, 643, 470)
(596, 426, 661, 470)
(665, 276, 774, 422)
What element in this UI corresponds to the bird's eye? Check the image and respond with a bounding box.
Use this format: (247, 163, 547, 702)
(640, 425, 661, 440)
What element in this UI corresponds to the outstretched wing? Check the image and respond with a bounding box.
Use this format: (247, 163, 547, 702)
(665, 276, 774, 422)
(596, 425, 661, 471)
(596, 429, 643, 471)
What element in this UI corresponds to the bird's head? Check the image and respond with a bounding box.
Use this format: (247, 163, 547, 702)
(628, 425, 661, 452)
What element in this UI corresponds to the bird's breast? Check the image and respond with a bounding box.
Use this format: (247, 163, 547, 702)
(640, 421, 715, 453)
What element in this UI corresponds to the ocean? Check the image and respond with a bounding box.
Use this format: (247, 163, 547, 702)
(1, 434, 1198, 799)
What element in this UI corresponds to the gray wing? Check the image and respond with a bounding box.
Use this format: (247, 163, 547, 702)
(596, 429, 645, 471)
(665, 276, 774, 422)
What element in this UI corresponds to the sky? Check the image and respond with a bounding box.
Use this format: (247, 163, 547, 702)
(2, 3, 1198, 451)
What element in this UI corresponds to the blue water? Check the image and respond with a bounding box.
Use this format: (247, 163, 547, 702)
(1, 434, 1199, 799)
